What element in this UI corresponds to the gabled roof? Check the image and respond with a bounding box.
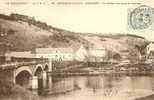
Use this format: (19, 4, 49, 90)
(71, 43, 86, 52)
(147, 42, 154, 47)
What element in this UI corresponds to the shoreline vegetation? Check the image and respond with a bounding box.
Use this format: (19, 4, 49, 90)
(48, 62, 154, 77)
(0, 79, 42, 100)
(48, 71, 154, 77)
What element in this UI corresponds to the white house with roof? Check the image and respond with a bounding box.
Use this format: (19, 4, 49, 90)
(4, 51, 36, 61)
(146, 42, 154, 55)
(5, 51, 35, 58)
(87, 48, 107, 62)
(146, 42, 154, 61)
(35, 47, 74, 61)
(35, 44, 88, 62)
(74, 45, 88, 61)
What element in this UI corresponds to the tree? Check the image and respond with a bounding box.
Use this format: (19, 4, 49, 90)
(113, 53, 121, 60)
(7, 29, 15, 35)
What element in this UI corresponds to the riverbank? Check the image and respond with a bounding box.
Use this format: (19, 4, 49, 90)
(48, 70, 154, 77)
(135, 94, 154, 100)
(49, 62, 154, 76)
(0, 79, 42, 100)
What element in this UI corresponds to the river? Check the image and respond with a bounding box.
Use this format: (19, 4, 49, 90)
(36, 75, 154, 100)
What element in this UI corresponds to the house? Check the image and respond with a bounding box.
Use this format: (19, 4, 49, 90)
(4, 51, 35, 61)
(74, 45, 88, 61)
(119, 50, 130, 63)
(120, 50, 129, 60)
(145, 42, 154, 63)
(146, 42, 154, 58)
(5, 51, 35, 58)
(35, 47, 74, 61)
(87, 48, 107, 62)
(35, 44, 88, 62)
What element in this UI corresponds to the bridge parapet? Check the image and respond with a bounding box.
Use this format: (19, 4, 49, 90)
(0, 59, 49, 70)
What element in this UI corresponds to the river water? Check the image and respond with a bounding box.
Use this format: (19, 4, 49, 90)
(37, 75, 154, 100)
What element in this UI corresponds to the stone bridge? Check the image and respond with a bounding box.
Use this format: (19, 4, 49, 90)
(0, 58, 52, 89)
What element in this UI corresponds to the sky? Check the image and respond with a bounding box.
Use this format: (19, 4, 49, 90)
(0, 0, 154, 40)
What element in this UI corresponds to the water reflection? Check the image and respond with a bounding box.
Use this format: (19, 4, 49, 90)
(38, 75, 154, 100)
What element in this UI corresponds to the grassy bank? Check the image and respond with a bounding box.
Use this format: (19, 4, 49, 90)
(0, 79, 42, 100)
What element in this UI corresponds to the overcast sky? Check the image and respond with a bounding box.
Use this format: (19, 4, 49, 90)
(0, 0, 154, 40)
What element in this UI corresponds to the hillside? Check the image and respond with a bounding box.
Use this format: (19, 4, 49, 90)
(80, 33, 148, 53)
(0, 13, 149, 58)
(0, 13, 88, 54)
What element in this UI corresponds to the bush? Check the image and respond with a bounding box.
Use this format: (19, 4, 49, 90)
(7, 29, 15, 35)
(0, 79, 42, 100)
(0, 79, 14, 96)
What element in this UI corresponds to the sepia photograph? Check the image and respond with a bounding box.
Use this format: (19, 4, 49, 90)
(0, 0, 154, 100)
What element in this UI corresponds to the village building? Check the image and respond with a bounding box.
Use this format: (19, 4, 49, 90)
(5, 51, 35, 58)
(35, 44, 88, 62)
(145, 42, 154, 64)
(120, 50, 129, 60)
(87, 48, 107, 62)
(146, 42, 154, 58)
(4, 44, 108, 63)
(74, 45, 88, 61)
(35, 47, 74, 61)
(4, 51, 36, 62)
(119, 50, 130, 63)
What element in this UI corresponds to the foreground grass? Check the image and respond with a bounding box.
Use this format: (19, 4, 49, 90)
(0, 79, 42, 100)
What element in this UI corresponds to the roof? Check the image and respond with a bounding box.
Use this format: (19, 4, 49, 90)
(148, 42, 154, 46)
(36, 44, 86, 54)
(5, 51, 35, 58)
(35, 47, 74, 54)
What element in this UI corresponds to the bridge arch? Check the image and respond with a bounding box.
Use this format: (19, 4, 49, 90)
(44, 63, 49, 71)
(33, 64, 44, 78)
(15, 66, 32, 88)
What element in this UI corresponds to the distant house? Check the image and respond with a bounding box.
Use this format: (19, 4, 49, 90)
(35, 44, 88, 62)
(146, 42, 154, 56)
(4, 51, 35, 61)
(74, 45, 88, 61)
(35, 47, 74, 61)
(119, 50, 130, 63)
(146, 42, 154, 59)
(87, 48, 107, 62)
(5, 51, 35, 58)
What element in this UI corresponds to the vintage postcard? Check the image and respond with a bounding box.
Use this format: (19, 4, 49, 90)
(0, 0, 154, 100)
